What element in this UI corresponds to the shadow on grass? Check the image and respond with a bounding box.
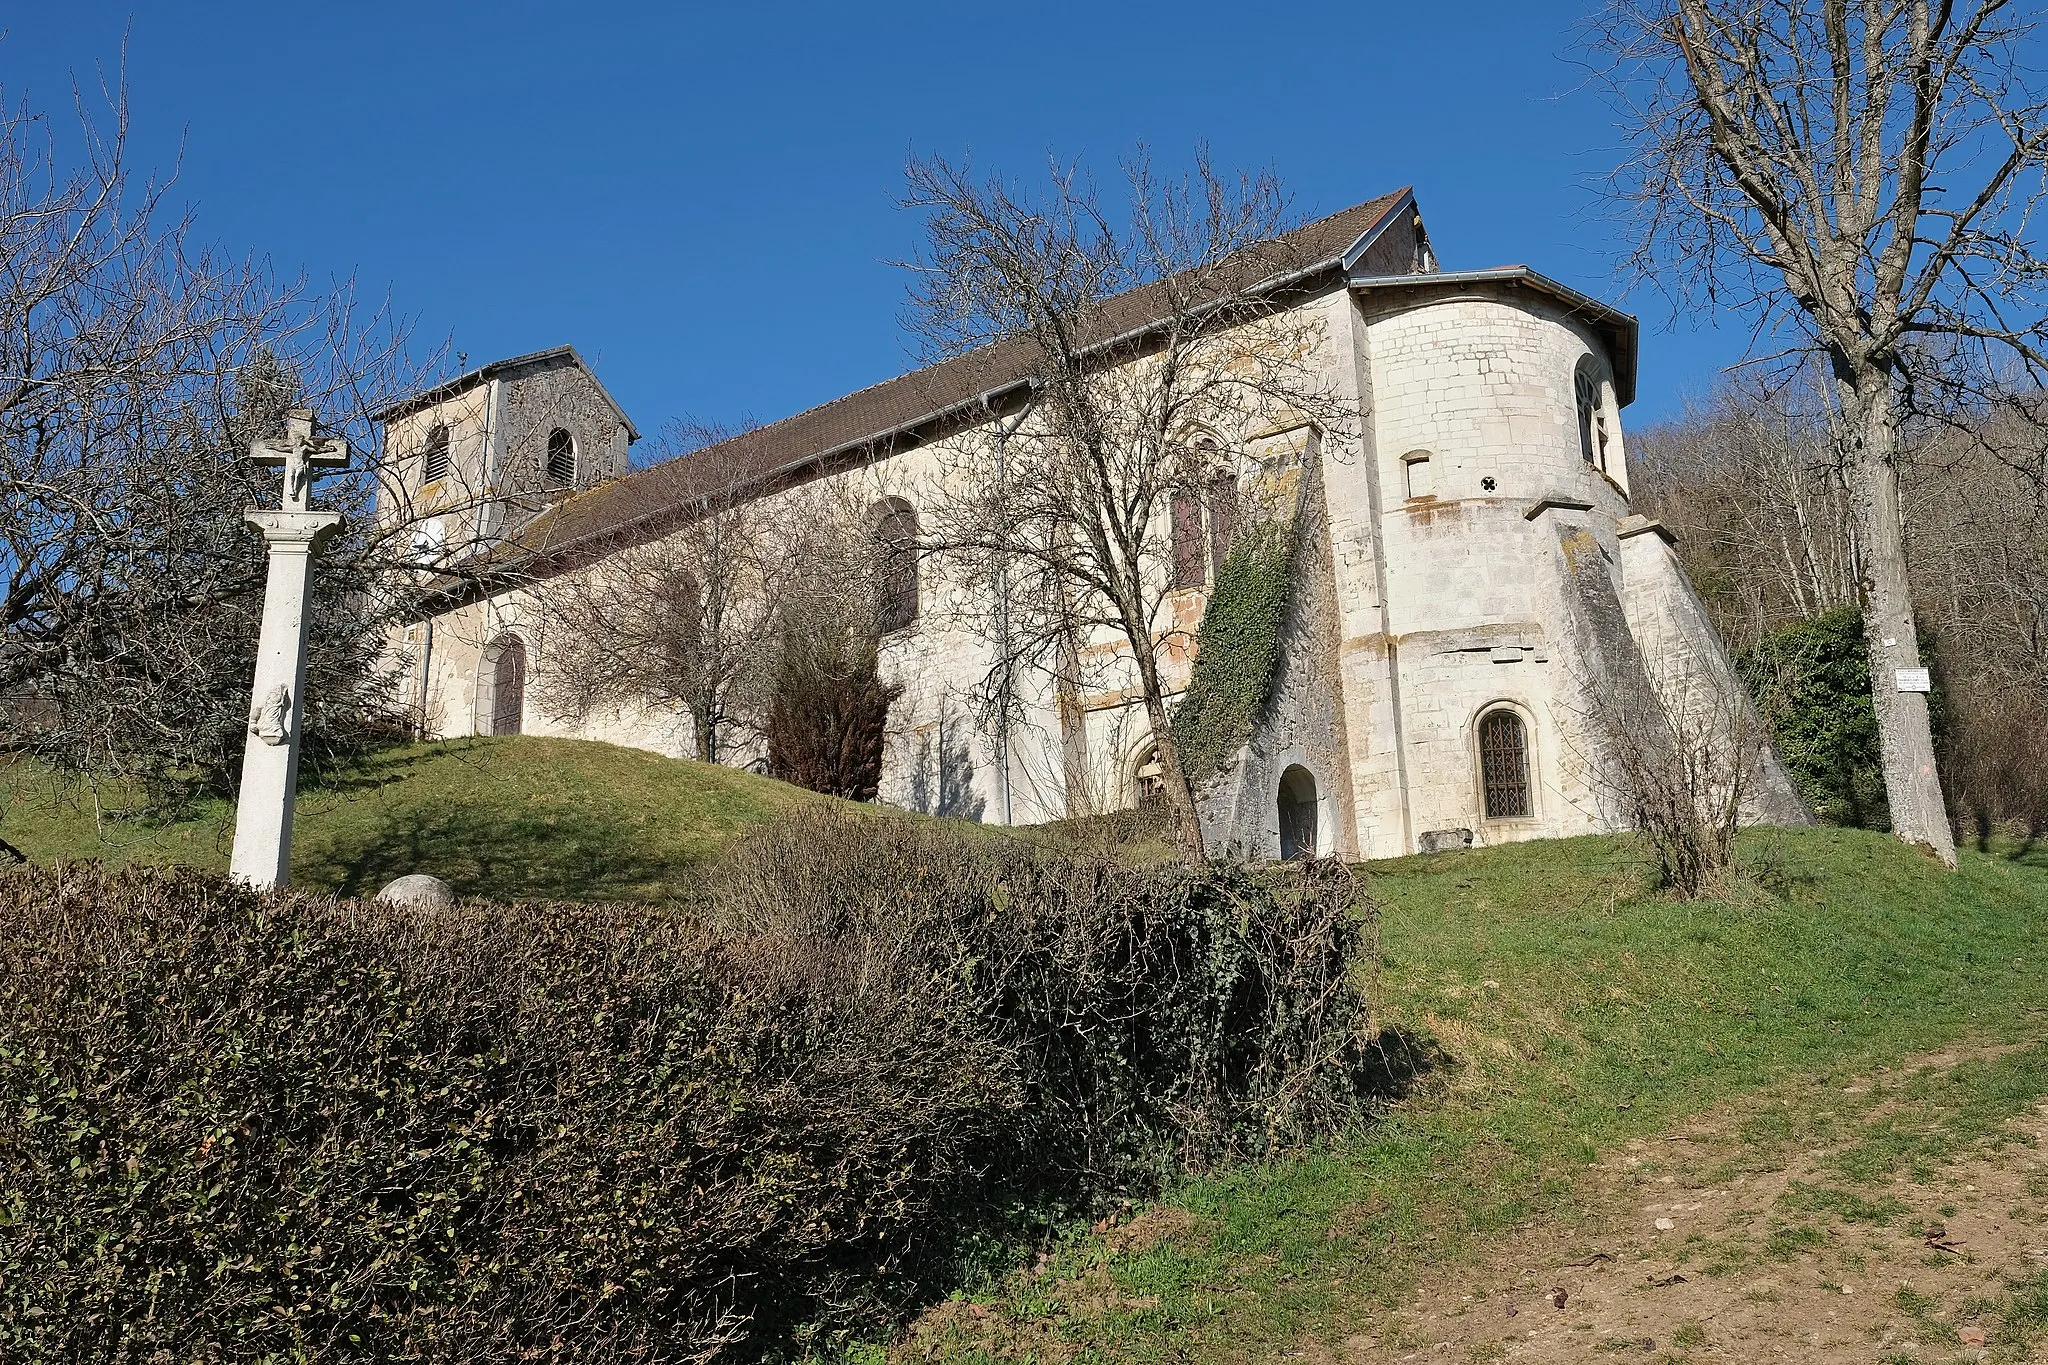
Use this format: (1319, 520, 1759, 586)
(1356, 1023, 1450, 1108)
(298, 800, 705, 904)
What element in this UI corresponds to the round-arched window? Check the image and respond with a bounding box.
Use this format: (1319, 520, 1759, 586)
(1573, 360, 1611, 471)
(1132, 744, 1167, 809)
(545, 428, 577, 486)
(1478, 708, 1532, 819)
(488, 636, 527, 736)
(873, 498, 919, 631)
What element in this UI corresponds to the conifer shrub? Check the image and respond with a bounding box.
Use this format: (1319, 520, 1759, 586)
(765, 618, 900, 801)
(0, 821, 1374, 1360)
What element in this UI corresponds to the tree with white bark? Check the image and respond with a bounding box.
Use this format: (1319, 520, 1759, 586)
(1595, 0, 2048, 867)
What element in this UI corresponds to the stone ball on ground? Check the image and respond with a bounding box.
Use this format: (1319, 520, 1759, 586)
(377, 873, 455, 909)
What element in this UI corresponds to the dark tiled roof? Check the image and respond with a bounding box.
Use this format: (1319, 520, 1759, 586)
(372, 345, 642, 442)
(428, 188, 1413, 596)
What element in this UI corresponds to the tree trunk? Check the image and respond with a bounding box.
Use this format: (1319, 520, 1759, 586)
(1131, 640, 1206, 866)
(1843, 375, 1957, 867)
(691, 698, 715, 764)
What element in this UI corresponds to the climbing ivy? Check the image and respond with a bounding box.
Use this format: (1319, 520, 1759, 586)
(1171, 521, 1297, 785)
(1739, 608, 1889, 828)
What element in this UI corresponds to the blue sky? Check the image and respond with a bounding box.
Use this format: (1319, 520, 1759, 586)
(10, 1, 1750, 439)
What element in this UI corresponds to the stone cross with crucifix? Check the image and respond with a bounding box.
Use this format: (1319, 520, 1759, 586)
(228, 408, 349, 888)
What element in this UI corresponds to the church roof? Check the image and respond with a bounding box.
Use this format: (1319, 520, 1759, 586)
(1347, 265, 1639, 406)
(371, 345, 642, 443)
(415, 188, 1415, 600)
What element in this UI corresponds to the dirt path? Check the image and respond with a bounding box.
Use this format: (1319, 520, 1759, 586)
(1333, 1049, 2048, 1364)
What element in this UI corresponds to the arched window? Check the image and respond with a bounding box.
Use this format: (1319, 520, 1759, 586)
(1279, 764, 1319, 859)
(1133, 744, 1167, 809)
(1168, 455, 1239, 590)
(489, 636, 527, 736)
(1478, 708, 1532, 819)
(874, 498, 919, 632)
(421, 423, 451, 485)
(545, 428, 577, 486)
(1574, 361, 1610, 471)
(1208, 472, 1238, 569)
(664, 570, 704, 665)
(1170, 487, 1205, 589)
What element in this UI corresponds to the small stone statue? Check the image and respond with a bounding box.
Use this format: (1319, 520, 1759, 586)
(249, 684, 291, 746)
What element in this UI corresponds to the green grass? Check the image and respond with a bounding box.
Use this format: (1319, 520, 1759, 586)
(0, 737, 813, 901)
(6, 741, 2046, 1358)
(914, 826, 2048, 1361)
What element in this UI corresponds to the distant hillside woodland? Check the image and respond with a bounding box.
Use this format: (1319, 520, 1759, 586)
(1632, 385, 2048, 841)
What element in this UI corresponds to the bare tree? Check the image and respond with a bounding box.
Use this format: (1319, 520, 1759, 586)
(535, 422, 861, 764)
(0, 76, 434, 798)
(1592, 661, 1772, 896)
(1632, 376, 1859, 651)
(899, 151, 1346, 863)
(1595, 0, 2048, 867)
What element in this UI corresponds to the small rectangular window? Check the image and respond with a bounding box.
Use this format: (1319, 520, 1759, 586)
(1404, 454, 1433, 499)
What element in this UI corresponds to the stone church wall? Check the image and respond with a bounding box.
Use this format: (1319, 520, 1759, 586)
(387, 277, 1805, 860)
(495, 363, 631, 500)
(1197, 456, 1359, 859)
(1329, 289, 1635, 854)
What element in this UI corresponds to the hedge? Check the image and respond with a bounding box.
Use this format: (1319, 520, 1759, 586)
(0, 812, 1375, 1360)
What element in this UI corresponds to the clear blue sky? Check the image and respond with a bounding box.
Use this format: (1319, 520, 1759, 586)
(11, 1, 1748, 439)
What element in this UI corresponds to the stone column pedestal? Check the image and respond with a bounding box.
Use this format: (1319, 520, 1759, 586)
(228, 509, 343, 888)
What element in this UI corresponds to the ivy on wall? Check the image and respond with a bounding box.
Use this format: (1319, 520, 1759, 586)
(1171, 519, 1298, 785)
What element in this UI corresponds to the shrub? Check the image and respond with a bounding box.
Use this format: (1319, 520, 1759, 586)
(0, 822, 1374, 1359)
(1741, 609, 1890, 828)
(709, 809, 1378, 1186)
(765, 618, 899, 801)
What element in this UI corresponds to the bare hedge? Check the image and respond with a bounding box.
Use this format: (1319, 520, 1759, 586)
(0, 812, 1375, 1361)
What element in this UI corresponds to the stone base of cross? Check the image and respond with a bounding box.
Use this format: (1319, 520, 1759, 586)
(228, 409, 348, 889)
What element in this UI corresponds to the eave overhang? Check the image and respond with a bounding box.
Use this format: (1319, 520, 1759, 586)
(370, 344, 642, 442)
(1346, 265, 1639, 407)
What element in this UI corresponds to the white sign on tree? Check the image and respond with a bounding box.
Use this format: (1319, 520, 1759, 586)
(229, 408, 348, 888)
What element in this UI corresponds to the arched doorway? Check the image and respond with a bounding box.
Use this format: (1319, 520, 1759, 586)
(1278, 764, 1318, 859)
(489, 637, 526, 736)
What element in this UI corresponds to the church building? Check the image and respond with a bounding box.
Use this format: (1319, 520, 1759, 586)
(378, 188, 1807, 859)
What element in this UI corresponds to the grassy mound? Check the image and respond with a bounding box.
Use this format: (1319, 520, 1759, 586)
(911, 827, 2048, 1359)
(0, 737, 814, 901)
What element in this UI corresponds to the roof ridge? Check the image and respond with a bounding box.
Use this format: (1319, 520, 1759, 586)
(419, 187, 1413, 600)
(620, 188, 1410, 480)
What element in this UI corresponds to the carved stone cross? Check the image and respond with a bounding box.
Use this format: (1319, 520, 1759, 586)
(250, 407, 350, 512)
(230, 407, 350, 889)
